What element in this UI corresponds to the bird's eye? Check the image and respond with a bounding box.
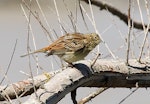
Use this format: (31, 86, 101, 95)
(94, 35, 98, 39)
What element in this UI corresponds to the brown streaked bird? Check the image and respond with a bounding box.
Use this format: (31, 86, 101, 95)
(21, 33, 101, 64)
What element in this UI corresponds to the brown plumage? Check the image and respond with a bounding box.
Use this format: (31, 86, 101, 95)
(21, 33, 101, 64)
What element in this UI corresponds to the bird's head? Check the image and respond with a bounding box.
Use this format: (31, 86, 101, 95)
(85, 33, 101, 50)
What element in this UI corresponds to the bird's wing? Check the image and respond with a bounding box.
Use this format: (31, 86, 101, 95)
(64, 38, 85, 51)
(46, 33, 86, 56)
(64, 33, 86, 51)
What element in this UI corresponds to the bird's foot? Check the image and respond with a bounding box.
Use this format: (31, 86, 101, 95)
(68, 63, 75, 68)
(62, 63, 75, 70)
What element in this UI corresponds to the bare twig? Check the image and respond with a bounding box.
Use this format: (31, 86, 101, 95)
(82, 0, 150, 31)
(126, 0, 131, 65)
(88, 0, 98, 33)
(79, 4, 93, 26)
(91, 53, 101, 67)
(0, 39, 18, 85)
(118, 88, 138, 104)
(79, 1, 89, 31)
(0, 84, 12, 102)
(80, 3, 116, 59)
(138, 0, 150, 62)
(0, 71, 59, 101)
(75, 0, 78, 32)
(137, 0, 146, 31)
(22, 0, 54, 42)
(102, 31, 143, 59)
(0, 66, 22, 103)
(63, 0, 78, 32)
(78, 87, 108, 104)
(22, 0, 64, 69)
(35, 0, 55, 43)
(53, 0, 64, 35)
(21, 1, 40, 75)
(23, 0, 38, 98)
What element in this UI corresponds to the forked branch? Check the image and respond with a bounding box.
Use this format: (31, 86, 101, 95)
(82, 0, 150, 31)
(21, 59, 149, 104)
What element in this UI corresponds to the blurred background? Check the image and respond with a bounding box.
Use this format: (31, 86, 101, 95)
(0, 0, 150, 104)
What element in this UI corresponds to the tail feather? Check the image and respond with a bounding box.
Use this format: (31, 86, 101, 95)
(20, 51, 38, 57)
(20, 48, 47, 57)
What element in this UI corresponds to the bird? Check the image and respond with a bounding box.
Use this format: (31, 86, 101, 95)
(21, 33, 101, 64)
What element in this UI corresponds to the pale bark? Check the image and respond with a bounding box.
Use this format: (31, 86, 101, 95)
(22, 59, 150, 104)
(0, 71, 60, 101)
(0, 59, 149, 103)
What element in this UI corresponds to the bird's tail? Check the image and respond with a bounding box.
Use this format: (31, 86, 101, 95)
(20, 47, 48, 57)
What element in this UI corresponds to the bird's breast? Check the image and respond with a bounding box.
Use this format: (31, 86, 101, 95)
(57, 49, 90, 63)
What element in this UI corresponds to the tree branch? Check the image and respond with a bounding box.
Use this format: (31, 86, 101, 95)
(0, 71, 59, 101)
(22, 59, 150, 104)
(0, 59, 149, 103)
(82, 0, 149, 31)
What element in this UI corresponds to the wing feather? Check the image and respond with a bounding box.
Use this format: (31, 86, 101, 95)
(46, 33, 86, 56)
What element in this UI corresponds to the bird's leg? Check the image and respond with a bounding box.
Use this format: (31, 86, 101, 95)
(62, 63, 74, 70)
(68, 63, 75, 68)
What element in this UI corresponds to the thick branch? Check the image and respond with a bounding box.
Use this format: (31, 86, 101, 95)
(23, 59, 150, 104)
(82, 0, 149, 31)
(0, 71, 59, 101)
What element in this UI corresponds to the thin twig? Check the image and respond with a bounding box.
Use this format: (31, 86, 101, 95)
(0, 68, 22, 103)
(80, 3, 116, 59)
(82, 0, 150, 31)
(102, 31, 143, 59)
(0, 85, 11, 102)
(75, 0, 78, 32)
(53, 0, 64, 35)
(79, 1, 89, 31)
(35, 0, 55, 43)
(88, 0, 98, 33)
(118, 88, 138, 104)
(105, 7, 125, 42)
(130, 0, 136, 59)
(0, 39, 18, 85)
(91, 53, 101, 67)
(78, 87, 109, 104)
(20, 70, 31, 77)
(138, 0, 150, 62)
(21, 1, 40, 75)
(22, 0, 54, 42)
(0, 40, 21, 103)
(22, 0, 38, 98)
(126, 0, 131, 65)
(48, 7, 75, 33)
(63, 0, 77, 32)
(79, 4, 93, 26)
(64, 0, 76, 32)
(137, 0, 146, 31)
(88, 0, 101, 53)
(23, 1, 64, 69)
